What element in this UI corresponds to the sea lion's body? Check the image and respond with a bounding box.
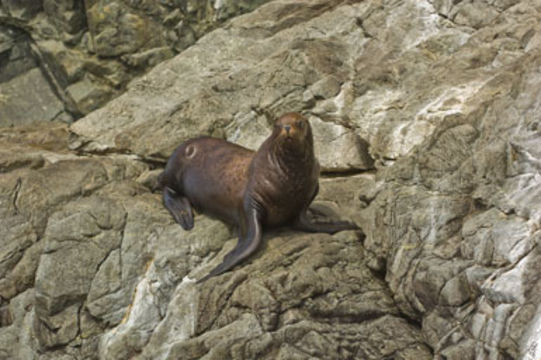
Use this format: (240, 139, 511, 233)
(161, 137, 253, 226)
(160, 113, 357, 281)
(246, 124, 319, 228)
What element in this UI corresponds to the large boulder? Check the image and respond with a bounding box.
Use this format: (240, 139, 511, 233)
(1, 0, 541, 359)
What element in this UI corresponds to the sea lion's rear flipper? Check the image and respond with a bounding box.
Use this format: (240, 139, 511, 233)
(198, 206, 262, 283)
(163, 187, 194, 230)
(292, 209, 360, 234)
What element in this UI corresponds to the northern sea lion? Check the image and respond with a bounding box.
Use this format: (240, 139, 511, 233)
(159, 112, 358, 282)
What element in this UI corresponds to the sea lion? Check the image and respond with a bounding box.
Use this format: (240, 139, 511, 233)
(159, 112, 358, 282)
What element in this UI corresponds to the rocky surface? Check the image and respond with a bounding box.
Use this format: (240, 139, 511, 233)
(1, 0, 541, 359)
(0, 0, 272, 123)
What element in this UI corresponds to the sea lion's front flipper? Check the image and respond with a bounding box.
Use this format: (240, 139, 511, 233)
(292, 209, 359, 234)
(198, 206, 262, 283)
(163, 187, 194, 230)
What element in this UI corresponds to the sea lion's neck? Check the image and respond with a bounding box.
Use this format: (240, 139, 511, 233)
(269, 134, 314, 173)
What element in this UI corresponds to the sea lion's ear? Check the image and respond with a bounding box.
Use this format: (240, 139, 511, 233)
(185, 144, 196, 158)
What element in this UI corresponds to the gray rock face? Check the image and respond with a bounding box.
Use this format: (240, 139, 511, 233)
(0, 26, 70, 126)
(1, 0, 541, 359)
(0, 68, 65, 126)
(0, 27, 36, 82)
(0, 0, 273, 120)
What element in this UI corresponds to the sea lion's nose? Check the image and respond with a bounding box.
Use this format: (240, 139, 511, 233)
(284, 125, 291, 133)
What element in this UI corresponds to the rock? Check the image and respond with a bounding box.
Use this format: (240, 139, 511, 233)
(65, 76, 114, 115)
(304, 75, 342, 100)
(452, 2, 500, 29)
(523, 306, 541, 360)
(224, 110, 270, 151)
(43, 0, 86, 34)
(36, 304, 80, 348)
(81, 55, 128, 87)
(1, 0, 42, 21)
(1, 0, 541, 359)
(121, 46, 175, 69)
(69, 0, 372, 162)
(311, 115, 374, 172)
(86, 1, 166, 57)
(0, 289, 38, 359)
(0, 240, 43, 300)
(0, 0, 273, 125)
(0, 68, 65, 126)
(213, 0, 273, 21)
(0, 26, 36, 82)
(169, 19, 197, 52)
(439, 339, 476, 360)
(100, 229, 430, 359)
(0, 215, 38, 293)
(35, 39, 84, 86)
(35, 196, 126, 316)
(461, 209, 533, 267)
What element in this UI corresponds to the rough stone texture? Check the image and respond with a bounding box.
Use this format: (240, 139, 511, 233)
(0, 0, 273, 120)
(1, 0, 541, 359)
(0, 67, 66, 126)
(0, 25, 71, 126)
(0, 26, 36, 82)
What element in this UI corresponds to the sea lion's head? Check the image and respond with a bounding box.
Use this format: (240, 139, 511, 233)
(273, 112, 312, 146)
